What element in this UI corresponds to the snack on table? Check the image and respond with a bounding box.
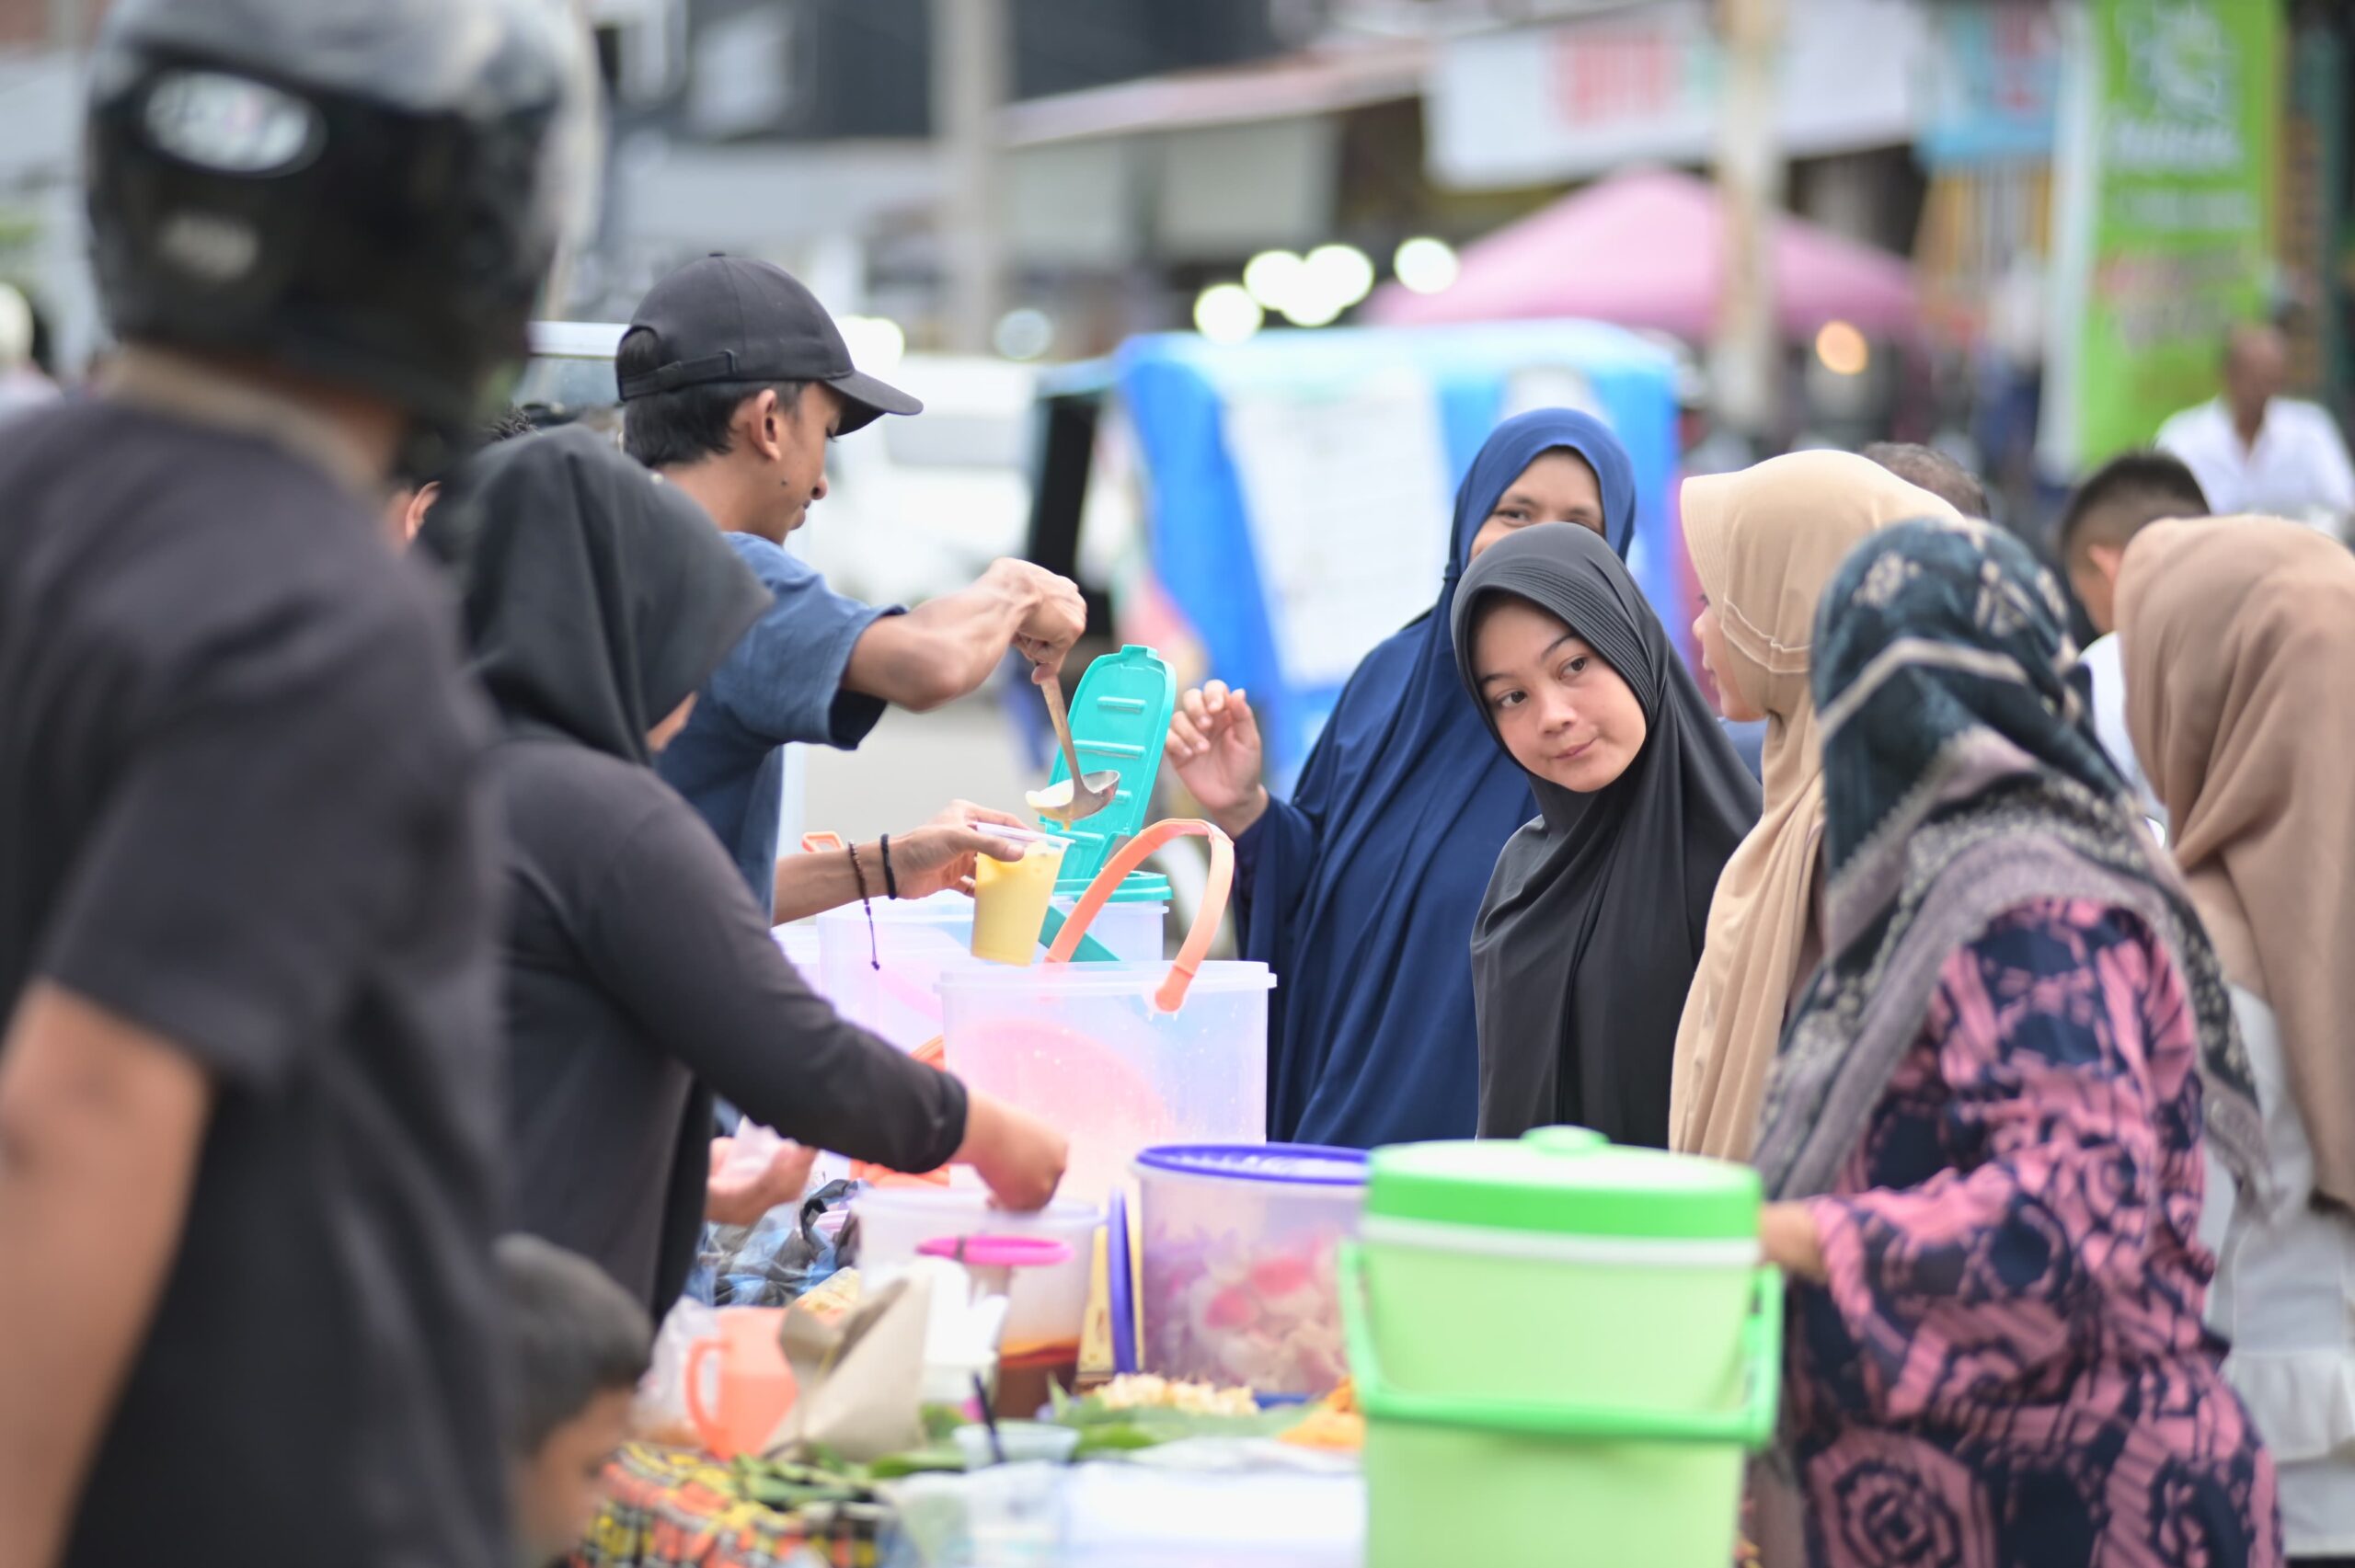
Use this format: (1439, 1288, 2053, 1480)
(1275, 1375, 1364, 1452)
(795, 1266, 861, 1324)
(1275, 1407, 1364, 1452)
(1093, 1373, 1260, 1416)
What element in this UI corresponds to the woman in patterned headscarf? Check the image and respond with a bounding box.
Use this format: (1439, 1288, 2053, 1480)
(1751, 518, 2279, 1568)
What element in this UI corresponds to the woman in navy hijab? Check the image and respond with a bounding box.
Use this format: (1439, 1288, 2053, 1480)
(1165, 409, 1638, 1148)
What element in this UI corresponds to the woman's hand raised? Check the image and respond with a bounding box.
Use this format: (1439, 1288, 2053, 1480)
(1164, 680, 1269, 838)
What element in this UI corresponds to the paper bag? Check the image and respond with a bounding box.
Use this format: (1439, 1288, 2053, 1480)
(768, 1270, 932, 1461)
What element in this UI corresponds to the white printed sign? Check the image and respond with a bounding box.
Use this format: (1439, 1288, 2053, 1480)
(1219, 368, 1453, 690)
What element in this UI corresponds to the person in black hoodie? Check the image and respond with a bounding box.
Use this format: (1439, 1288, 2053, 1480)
(422, 428, 1066, 1314)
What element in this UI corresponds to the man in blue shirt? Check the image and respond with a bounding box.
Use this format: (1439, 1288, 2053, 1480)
(618, 257, 1085, 920)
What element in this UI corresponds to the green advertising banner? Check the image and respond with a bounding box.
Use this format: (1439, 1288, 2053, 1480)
(2062, 0, 2279, 464)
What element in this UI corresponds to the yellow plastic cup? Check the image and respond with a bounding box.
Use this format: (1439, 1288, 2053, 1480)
(970, 826, 1072, 966)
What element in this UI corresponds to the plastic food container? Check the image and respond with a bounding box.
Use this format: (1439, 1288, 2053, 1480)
(1132, 1144, 1366, 1399)
(953, 1420, 1081, 1470)
(818, 891, 977, 1052)
(1345, 1134, 1776, 1568)
(1047, 872, 1169, 964)
(852, 1188, 1102, 1376)
(772, 921, 826, 990)
(945, 820, 1269, 1203)
(971, 826, 1074, 966)
(943, 961, 1270, 1202)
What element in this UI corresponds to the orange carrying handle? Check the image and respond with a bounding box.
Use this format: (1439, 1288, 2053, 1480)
(847, 819, 1234, 1187)
(1044, 818, 1233, 1013)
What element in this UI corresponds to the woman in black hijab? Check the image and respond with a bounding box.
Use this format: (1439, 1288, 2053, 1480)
(1451, 523, 1758, 1144)
(423, 428, 1065, 1312)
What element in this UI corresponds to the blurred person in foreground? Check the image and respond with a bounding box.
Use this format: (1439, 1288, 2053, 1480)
(0, 282, 58, 424)
(421, 429, 1067, 1317)
(1859, 441, 1988, 518)
(617, 258, 1084, 925)
(1165, 411, 1642, 1149)
(1672, 453, 1961, 1164)
(2157, 322, 2354, 530)
(496, 1236, 651, 1568)
(0, 4, 592, 1567)
(2055, 450, 2211, 826)
(1754, 518, 2278, 1567)
(2122, 517, 2355, 1565)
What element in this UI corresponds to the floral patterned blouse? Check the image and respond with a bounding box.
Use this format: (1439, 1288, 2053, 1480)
(1786, 898, 2281, 1568)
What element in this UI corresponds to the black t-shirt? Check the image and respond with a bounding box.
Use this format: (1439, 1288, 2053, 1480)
(0, 400, 508, 1568)
(492, 738, 969, 1313)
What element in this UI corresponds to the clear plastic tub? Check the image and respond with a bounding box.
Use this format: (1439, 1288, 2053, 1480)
(852, 1187, 1103, 1377)
(941, 963, 1273, 1203)
(1132, 1144, 1366, 1398)
(772, 921, 826, 993)
(1047, 872, 1169, 964)
(818, 891, 977, 1052)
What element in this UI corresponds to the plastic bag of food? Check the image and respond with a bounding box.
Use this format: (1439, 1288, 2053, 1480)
(636, 1293, 719, 1442)
(702, 1179, 857, 1308)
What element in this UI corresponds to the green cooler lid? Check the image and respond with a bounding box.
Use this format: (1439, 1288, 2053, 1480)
(1366, 1137, 1759, 1241)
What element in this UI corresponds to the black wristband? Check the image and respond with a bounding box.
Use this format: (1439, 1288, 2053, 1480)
(880, 833, 901, 899)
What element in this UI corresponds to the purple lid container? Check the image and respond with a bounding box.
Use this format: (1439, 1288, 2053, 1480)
(1108, 1188, 1137, 1375)
(1132, 1142, 1368, 1187)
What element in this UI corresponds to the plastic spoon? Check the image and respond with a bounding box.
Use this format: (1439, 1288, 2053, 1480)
(1026, 675, 1120, 825)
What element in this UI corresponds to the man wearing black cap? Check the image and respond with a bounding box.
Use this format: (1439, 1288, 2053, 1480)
(619, 256, 1086, 919)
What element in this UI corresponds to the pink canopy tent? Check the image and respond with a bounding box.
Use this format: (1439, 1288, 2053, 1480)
(1367, 166, 1920, 342)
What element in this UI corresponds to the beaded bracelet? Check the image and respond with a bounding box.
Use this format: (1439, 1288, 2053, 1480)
(845, 841, 879, 970)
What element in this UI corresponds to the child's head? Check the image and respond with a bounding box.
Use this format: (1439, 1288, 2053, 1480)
(496, 1235, 652, 1564)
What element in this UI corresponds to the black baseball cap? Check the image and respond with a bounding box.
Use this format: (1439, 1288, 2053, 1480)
(617, 254, 922, 433)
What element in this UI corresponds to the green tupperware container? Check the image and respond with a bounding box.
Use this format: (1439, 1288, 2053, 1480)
(1346, 1131, 1778, 1568)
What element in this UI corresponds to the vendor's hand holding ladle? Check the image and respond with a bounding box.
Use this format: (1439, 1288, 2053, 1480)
(1025, 666, 1120, 824)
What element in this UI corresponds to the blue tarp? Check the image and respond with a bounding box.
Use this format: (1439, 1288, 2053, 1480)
(1113, 323, 1683, 785)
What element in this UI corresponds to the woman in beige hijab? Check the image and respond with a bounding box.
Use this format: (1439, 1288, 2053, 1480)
(1670, 452, 1961, 1161)
(2120, 514, 2355, 1562)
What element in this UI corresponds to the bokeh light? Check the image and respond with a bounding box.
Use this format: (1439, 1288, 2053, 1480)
(838, 315, 906, 372)
(1814, 319, 1870, 377)
(1193, 283, 1264, 344)
(1243, 250, 1306, 314)
(1304, 243, 1375, 309)
(1393, 236, 1460, 295)
(992, 306, 1054, 361)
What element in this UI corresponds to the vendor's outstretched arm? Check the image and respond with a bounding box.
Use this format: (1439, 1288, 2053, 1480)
(0, 985, 209, 1568)
(843, 558, 1085, 711)
(771, 803, 1028, 924)
(593, 800, 1064, 1208)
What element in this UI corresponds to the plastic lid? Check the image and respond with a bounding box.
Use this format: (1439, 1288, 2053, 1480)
(1520, 1125, 1606, 1156)
(936, 959, 1274, 997)
(852, 1186, 1103, 1230)
(1055, 871, 1172, 904)
(816, 889, 973, 930)
(915, 1233, 1073, 1268)
(1133, 1142, 1367, 1187)
(1365, 1140, 1759, 1241)
(976, 823, 1075, 853)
